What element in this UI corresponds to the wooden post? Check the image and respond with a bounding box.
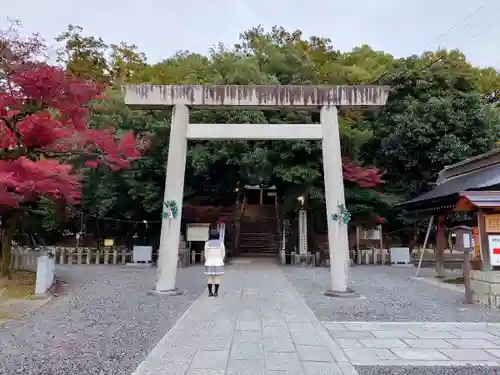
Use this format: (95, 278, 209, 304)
(416, 216, 434, 277)
(463, 248, 473, 304)
(86, 248, 91, 264)
(59, 248, 65, 265)
(77, 248, 83, 264)
(356, 225, 361, 265)
(436, 215, 446, 277)
(379, 225, 385, 265)
(477, 210, 490, 270)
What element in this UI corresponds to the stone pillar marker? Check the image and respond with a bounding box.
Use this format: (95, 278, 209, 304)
(321, 106, 356, 297)
(298, 210, 308, 256)
(150, 104, 189, 295)
(123, 84, 389, 297)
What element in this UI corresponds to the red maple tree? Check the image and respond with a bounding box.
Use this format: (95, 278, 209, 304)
(342, 158, 384, 188)
(0, 24, 141, 277)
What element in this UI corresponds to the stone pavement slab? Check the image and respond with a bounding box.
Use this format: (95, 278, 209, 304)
(131, 263, 354, 375)
(324, 321, 500, 366)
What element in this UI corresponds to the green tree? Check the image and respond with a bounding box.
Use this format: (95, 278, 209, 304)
(55, 24, 109, 83)
(365, 57, 500, 199)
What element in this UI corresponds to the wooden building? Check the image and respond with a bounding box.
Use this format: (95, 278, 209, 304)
(398, 149, 500, 307)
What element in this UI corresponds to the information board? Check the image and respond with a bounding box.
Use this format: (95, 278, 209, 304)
(485, 214, 500, 233)
(488, 234, 500, 266)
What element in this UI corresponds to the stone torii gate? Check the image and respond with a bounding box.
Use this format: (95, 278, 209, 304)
(123, 85, 389, 297)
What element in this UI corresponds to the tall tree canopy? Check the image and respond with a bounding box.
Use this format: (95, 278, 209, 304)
(2, 22, 500, 248)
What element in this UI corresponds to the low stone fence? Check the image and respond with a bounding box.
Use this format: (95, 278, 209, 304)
(280, 248, 398, 267)
(10, 247, 56, 296)
(11, 246, 204, 268)
(11, 247, 39, 272)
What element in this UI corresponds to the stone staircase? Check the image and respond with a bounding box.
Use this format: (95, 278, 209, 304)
(238, 205, 279, 256)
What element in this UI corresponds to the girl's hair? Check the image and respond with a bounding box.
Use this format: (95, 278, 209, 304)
(209, 229, 220, 240)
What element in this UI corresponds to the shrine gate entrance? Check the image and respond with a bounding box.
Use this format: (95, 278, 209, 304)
(123, 85, 389, 297)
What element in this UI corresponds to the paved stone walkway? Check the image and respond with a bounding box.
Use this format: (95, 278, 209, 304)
(132, 263, 355, 375)
(132, 263, 500, 375)
(325, 321, 500, 367)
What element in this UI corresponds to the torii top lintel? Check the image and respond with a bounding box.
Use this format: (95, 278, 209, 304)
(123, 84, 390, 109)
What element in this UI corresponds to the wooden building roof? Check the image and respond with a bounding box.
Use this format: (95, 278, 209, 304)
(398, 149, 500, 213)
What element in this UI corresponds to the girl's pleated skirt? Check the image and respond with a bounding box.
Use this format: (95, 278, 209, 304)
(204, 265, 224, 276)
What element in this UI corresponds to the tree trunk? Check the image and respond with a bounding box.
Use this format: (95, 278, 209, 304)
(1, 210, 21, 279)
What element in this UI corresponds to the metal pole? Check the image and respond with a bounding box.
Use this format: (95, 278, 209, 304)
(416, 215, 434, 277)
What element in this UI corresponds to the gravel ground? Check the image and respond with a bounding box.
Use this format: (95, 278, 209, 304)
(0, 265, 206, 375)
(355, 366, 500, 375)
(283, 265, 500, 322)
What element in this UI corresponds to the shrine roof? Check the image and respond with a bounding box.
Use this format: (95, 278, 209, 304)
(459, 191, 500, 209)
(398, 163, 500, 212)
(123, 84, 389, 109)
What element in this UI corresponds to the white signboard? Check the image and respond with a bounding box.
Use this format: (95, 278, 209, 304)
(488, 235, 500, 266)
(463, 233, 471, 249)
(186, 223, 210, 242)
(390, 247, 410, 265)
(362, 229, 380, 240)
(132, 246, 153, 263)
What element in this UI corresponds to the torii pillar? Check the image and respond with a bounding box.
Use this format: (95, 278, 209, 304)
(123, 85, 389, 296)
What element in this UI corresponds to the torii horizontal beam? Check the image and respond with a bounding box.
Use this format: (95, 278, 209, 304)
(123, 84, 389, 109)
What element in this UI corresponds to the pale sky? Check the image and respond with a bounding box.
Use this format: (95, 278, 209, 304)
(1, 0, 499, 69)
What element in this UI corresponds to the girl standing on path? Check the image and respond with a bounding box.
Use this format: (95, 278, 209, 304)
(204, 229, 225, 297)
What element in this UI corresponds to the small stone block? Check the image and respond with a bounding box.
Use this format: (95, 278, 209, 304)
(408, 328, 458, 339)
(265, 352, 301, 371)
(263, 337, 295, 352)
(330, 330, 374, 339)
(262, 318, 286, 327)
(291, 333, 323, 345)
(296, 345, 332, 362)
(450, 330, 500, 340)
(344, 348, 397, 361)
(188, 370, 225, 375)
(439, 348, 499, 361)
(287, 322, 315, 334)
(284, 313, 309, 322)
(230, 342, 263, 360)
(236, 321, 261, 331)
(234, 330, 262, 343)
(263, 326, 290, 338)
(391, 348, 449, 361)
(190, 350, 229, 369)
(324, 289, 360, 298)
(147, 289, 185, 296)
(371, 330, 416, 339)
(360, 339, 408, 348)
(227, 359, 263, 375)
(335, 339, 364, 348)
(323, 322, 347, 331)
(402, 339, 456, 349)
(446, 339, 500, 348)
(303, 362, 344, 375)
(485, 349, 500, 359)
